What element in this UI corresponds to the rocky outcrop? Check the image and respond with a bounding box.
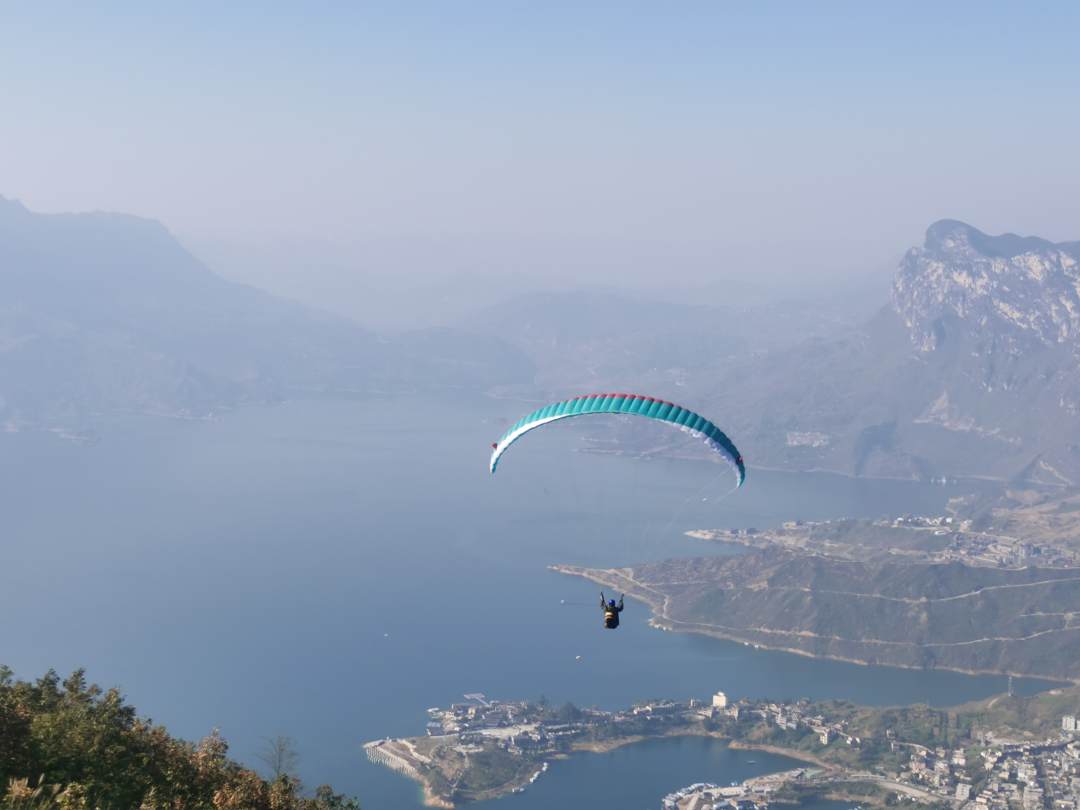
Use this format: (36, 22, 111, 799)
(894, 220, 1080, 353)
(697, 220, 1080, 484)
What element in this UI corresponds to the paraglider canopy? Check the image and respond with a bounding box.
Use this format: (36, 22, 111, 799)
(489, 393, 745, 488)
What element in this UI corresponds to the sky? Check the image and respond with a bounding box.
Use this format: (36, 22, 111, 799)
(2, 1, 1079, 309)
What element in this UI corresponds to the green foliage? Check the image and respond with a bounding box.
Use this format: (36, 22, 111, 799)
(553, 703, 582, 724)
(851, 704, 956, 748)
(534, 700, 583, 725)
(0, 667, 359, 810)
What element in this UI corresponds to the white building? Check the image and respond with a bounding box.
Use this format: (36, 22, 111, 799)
(1063, 715, 1078, 732)
(712, 691, 728, 709)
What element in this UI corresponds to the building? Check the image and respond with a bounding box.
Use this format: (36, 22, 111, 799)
(713, 692, 728, 709)
(1063, 716, 1078, 733)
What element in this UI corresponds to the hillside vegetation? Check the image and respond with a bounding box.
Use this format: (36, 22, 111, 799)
(0, 667, 358, 810)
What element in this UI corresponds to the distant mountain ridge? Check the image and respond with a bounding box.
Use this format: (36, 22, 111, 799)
(470, 290, 747, 393)
(463, 279, 886, 406)
(0, 197, 531, 433)
(681, 219, 1080, 484)
(8, 196, 1075, 482)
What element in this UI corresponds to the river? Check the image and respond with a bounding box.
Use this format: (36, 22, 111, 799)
(0, 394, 1051, 808)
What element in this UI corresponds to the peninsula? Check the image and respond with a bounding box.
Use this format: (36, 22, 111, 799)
(553, 491, 1080, 682)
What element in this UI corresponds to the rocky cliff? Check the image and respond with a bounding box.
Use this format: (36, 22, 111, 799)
(706, 220, 1080, 484)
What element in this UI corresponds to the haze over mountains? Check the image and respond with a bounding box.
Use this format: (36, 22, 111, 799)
(465, 280, 886, 397)
(0, 197, 530, 432)
(460, 219, 1080, 487)
(5, 194, 1079, 488)
(700, 221, 1080, 484)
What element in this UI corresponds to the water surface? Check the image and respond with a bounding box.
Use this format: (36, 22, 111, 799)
(0, 395, 1047, 807)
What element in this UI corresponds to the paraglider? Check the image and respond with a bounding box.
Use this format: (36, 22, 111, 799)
(490, 393, 745, 635)
(488, 393, 745, 488)
(601, 592, 624, 629)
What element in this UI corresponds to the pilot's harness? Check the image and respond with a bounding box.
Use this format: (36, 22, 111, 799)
(604, 606, 620, 627)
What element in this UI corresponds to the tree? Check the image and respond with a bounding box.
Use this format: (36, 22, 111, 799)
(312, 785, 361, 809)
(258, 735, 300, 780)
(555, 702, 582, 724)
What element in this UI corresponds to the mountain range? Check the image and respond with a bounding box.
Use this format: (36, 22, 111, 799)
(0, 197, 531, 433)
(488, 219, 1080, 485)
(6, 193, 1078, 486)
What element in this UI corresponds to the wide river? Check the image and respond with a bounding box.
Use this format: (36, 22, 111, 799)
(0, 394, 1051, 808)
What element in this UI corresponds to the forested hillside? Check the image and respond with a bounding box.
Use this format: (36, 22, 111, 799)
(0, 667, 358, 810)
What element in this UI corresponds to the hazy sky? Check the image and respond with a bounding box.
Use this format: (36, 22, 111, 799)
(3, 2, 1079, 293)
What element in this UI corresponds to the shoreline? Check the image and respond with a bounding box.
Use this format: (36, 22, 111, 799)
(576, 731, 840, 769)
(397, 731, 852, 808)
(421, 784, 453, 809)
(550, 563, 1077, 686)
(571, 734, 648, 753)
(726, 740, 836, 769)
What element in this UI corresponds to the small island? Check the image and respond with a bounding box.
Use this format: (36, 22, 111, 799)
(365, 686, 1080, 808)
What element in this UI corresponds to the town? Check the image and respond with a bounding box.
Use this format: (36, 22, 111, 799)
(364, 691, 853, 805)
(414, 689, 858, 752)
(688, 512, 1080, 570)
(365, 690, 1080, 809)
(964, 735, 1080, 810)
(663, 700, 1080, 810)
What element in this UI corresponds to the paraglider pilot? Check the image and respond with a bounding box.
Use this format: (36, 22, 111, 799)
(600, 592, 624, 629)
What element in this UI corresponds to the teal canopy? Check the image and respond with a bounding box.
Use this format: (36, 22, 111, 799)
(489, 393, 745, 487)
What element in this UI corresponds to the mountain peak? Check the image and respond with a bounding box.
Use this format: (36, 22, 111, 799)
(895, 220, 1080, 353)
(0, 195, 30, 216)
(924, 219, 1058, 259)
